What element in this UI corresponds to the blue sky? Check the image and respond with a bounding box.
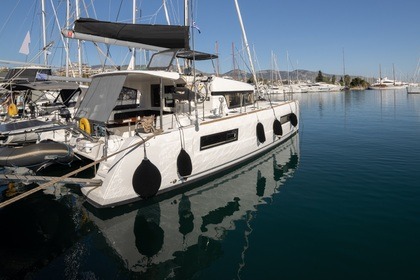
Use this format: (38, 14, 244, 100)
(0, 0, 419, 80)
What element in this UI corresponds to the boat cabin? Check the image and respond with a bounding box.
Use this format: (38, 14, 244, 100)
(76, 49, 255, 137)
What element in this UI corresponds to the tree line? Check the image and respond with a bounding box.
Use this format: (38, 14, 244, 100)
(316, 71, 369, 89)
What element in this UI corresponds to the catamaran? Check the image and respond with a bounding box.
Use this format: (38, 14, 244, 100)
(2, 1, 300, 208)
(52, 10, 300, 207)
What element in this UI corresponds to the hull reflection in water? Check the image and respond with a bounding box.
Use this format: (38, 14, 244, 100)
(84, 133, 300, 277)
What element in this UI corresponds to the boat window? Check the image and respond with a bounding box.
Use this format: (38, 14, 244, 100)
(280, 113, 294, 124)
(214, 92, 254, 109)
(151, 84, 182, 108)
(147, 50, 177, 70)
(114, 86, 138, 107)
(59, 88, 81, 107)
(200, 129, 238, 151)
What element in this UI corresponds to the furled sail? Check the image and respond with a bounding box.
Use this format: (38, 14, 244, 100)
(62, 18, 189, 51)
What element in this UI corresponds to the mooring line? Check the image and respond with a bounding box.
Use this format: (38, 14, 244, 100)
(0, 130, 162, 209)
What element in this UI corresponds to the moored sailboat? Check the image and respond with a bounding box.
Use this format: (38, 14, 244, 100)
(406, 84, 420, 94)
(5, 0, 300, 208)
(63, 48, 299, 207)
(368, 64, 408, 90)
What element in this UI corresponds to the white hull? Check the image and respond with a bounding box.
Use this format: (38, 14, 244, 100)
(369, 77, 408, 90)
(79, 100, 299, 207)
(303, 82, 343, 92)
(369, 85, 407, 90)
(407, 85, 420, 94)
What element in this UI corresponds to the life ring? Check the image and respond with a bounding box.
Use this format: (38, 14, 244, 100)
(7, 103, 18, 116)
(79, 118, 91, 134)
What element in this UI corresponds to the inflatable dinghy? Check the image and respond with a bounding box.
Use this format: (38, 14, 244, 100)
(0, 140, 74, 170)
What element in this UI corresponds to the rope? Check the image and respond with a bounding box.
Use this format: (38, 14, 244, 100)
(0, 130, 162, 209)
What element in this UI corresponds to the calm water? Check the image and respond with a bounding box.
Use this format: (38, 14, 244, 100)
(1, 89, 420, 279)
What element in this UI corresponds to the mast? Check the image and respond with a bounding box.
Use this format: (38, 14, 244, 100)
(41, 0, 48, 65)
(232, 42, 237, 80)
(215, 41, 220, 76)
(76, 0, 83, 77)
(233, 0, 259, 92)
(342, 48, 346, 87)
(66, 0, 70, 77)
(287, 51, 290, 84)
(379, 64, 382, 86)
(270, 50, 274, 85)
(128, 0, 137, 70)
(184, 0, 189, 27)
(392, 63, 396, 85)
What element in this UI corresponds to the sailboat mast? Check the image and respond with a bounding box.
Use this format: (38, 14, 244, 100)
(393, 63, 396, 86)
(128, 0, 137, 70)
(186, 0, 200, 128)
(76, 0, 83, 77)
(233, 0, 259, 92)
(184, 0, 189, 27)
(232, 42, 237, 80)
(215, 41, 220, 76)
(41, 0, 48, 65)
(287, 51, 290, 84)
(66, 0, 70, 77)
(342, 48, 346, 86)
(379, 64, 382, 86)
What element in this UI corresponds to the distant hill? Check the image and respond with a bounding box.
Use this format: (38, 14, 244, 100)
(89, 64, 356, 83)
(222, 69, 347, 83)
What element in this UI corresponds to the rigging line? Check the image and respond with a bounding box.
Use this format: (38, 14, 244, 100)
(49, 0, 69, 65)
(81, 0, 90, 17)
(115, 0, 125, 21)
(0, 0, 23, 38)
(234, 46, 253, 79)
(252, 46, 264, 82)
(167, 0, 180, 25)
(30, 0, 38, 47)
(174, 114, 185, 150)
(102, 0, 121, 69)
(89, 0, 98, 19)
(92, 42, 119, 69)
(151, 5, 165, 24)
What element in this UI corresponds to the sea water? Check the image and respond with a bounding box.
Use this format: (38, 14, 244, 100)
(1, 89, 419, 279)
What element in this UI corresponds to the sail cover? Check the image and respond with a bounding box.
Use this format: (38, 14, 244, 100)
(64, 18, 189, 51)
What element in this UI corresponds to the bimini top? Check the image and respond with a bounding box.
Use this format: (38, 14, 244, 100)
(4, 81, 80, 91)
(147, 49, 218, 70)
(175, 50, 218, 61)
(1, 67, 52, 84)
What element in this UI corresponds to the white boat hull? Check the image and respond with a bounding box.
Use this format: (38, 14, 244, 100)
(80, 101, 299, 207)
(407, 85, 420, 94)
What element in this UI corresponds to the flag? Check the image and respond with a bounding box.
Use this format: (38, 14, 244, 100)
(19, 31, 31, 55)
(192, 21, 201, 34)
